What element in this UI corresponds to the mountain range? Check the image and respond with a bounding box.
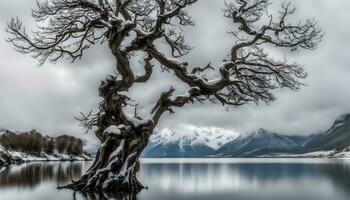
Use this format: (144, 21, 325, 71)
(142, 114, 350, 158)
(142, 126, 239, 157)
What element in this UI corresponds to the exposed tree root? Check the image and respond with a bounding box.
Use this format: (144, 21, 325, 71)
(58, 131, 149, 195)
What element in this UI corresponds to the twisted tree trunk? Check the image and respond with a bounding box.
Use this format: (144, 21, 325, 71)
(60, 49, 154, 192)
(62, 128, 150, 193)
(7, 0, 322, 197)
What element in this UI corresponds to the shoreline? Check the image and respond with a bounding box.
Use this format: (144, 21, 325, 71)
(0, 152, 92, 167)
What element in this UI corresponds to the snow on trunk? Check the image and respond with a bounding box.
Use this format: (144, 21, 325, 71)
(59, 127, 150, 193)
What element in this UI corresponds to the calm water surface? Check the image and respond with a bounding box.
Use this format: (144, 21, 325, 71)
(0, 158, 350, 200)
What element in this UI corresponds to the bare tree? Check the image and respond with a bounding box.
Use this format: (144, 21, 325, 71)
(6, 0, 322, 194)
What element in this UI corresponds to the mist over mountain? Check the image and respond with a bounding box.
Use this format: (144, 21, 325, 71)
(306, 114, 350, 151)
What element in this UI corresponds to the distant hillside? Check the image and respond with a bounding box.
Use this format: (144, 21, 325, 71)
(0, 129, 90, 165)
(0, 129, 84, 156)
(306, 114, 350, 151)
(216, 129, 303, 157)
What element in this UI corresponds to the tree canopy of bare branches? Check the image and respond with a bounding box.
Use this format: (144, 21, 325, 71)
(7, 0, 322, 194)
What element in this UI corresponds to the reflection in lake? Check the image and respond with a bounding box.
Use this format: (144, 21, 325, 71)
(0, 162, 83, 189)
(0, 159, 350, 200)
(138, 159, 350, 200)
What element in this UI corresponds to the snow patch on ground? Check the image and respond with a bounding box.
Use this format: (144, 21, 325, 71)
(261, 149, 350, 158)
(8, 150, 91, 162)
(0, 145, 91, 165)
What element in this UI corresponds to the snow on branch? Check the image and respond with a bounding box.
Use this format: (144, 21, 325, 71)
(145, 0, 322, 120)
(104, 125, 122, 135)
(7, 0, 322, 134)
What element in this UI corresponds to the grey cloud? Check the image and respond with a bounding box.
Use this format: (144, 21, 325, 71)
(1, 0, 350, 150)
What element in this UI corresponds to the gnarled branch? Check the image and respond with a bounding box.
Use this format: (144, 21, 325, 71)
(7, 0, 322, 140)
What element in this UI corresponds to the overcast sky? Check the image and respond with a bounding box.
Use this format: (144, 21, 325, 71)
(1, 0, 350, 149)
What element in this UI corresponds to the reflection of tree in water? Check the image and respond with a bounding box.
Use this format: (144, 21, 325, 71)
(0, 162, 82, 189)
(71, 191, 138, 200)
(1, 161, 350, 200)
(0, 162, 138, 199)
(69, 161, 350, 200)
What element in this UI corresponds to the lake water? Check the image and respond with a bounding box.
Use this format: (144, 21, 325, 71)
(0, 158, 350, 200)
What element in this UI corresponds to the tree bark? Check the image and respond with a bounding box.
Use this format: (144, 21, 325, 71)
(59, 63, 154, 193)
(60, 127, 150, 193)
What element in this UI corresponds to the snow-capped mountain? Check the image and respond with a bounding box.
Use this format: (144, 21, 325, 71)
(150, 125, 240, 150)
(142, 125, 240, 158)
(142, 114, 350, 158)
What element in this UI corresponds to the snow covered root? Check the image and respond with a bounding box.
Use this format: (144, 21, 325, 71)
(59, 134, 148, 194)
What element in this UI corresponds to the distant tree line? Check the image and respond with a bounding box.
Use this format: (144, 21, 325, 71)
(0, 130, 84, 156)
